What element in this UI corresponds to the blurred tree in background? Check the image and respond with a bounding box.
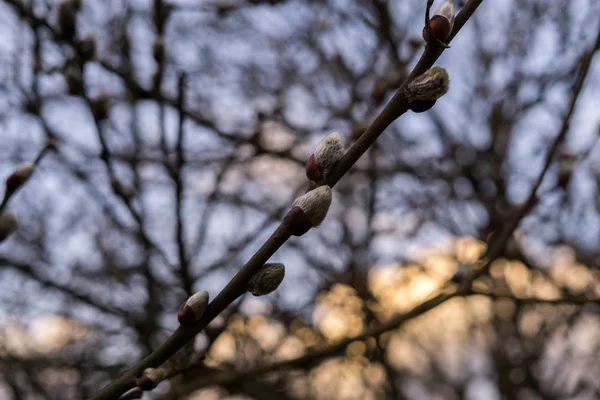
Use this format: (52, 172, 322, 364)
(1, 0, 600, 399)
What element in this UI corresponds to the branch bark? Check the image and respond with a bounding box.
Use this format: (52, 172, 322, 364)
(90, 1, 487, 398)
(113, 12, 600, 398)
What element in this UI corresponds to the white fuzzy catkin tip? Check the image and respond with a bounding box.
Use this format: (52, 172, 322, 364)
(177, 291, 209, 327)
(404, 67, 450, 102)
(186, 291, 209, 316)
(0, 211, 17, 242)
(248, 263, 285, 296)
(436, 1, 455, 28)
(292, 185, 332, 227)
(314, 132, 344, 177)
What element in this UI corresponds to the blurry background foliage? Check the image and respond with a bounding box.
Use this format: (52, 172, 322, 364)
(1, 0, 600, 399)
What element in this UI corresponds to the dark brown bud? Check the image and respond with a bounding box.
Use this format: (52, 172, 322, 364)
(5, 163, 35, 194)
(0, 211, 17, 242)
(283, 206, 312, 236)
(305, 154, 322, 182)
(422, 1, 455, 43)
(423, 15, 451, 42)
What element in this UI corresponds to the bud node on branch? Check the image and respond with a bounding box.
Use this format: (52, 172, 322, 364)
(177, 291, 209, 328)
(404, 67, 450, 112)
(284, 186, 332, 236)
(247, 263, 285, 296)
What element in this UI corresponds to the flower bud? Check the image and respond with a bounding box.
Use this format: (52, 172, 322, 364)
(247, 263, 285, 296)
(136, 368, 165, 391)
(423, 1, 455, 43)
(0, 211, 17, 242)
(283, 186, 332, 236)
(177, 291, 209, 328)
(404, 67, 449, 112)
(5, 162, 35, 195)
(306, 132, 345, 182)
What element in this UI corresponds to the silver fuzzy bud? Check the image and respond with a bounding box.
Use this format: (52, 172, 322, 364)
(292, 185, 332, 227)
(247, 263, 285, 296)
(177, 291, 209, 328)
(314, 132, 344, 178)
(0, 211, 17, 242)
(404, 67, 450, 103)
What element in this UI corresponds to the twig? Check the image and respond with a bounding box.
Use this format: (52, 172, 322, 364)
(458, 14, 600, 287)
(120, 10, 600, 396)
(465, 288, 600, 307)
(0, 142, 53, 214)
(90, 1, 486, 399)
(172, 73, 194, 295)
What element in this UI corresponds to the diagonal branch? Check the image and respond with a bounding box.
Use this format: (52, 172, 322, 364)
(90, 1, 487, 398)
(170, 15, 600, 393)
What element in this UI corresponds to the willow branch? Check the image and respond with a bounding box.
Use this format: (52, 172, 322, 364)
(90, 2, 486, 398)
(134, 13, 600, 396)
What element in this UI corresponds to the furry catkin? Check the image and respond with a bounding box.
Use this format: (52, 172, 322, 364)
(314, 132, 344, 177)
(404, 67, 450, 102)
(291, 185, 332, 227)
(247, 263, 285, 296)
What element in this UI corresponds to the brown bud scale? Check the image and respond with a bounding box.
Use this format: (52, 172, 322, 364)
(177, 291, 209, 327)
(409, 99, 437, 113)
(305, 154, 322, 182)
(283, 206, 312, 236)
(177, 304, 196, 327)
(423, 15, 451, 42)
